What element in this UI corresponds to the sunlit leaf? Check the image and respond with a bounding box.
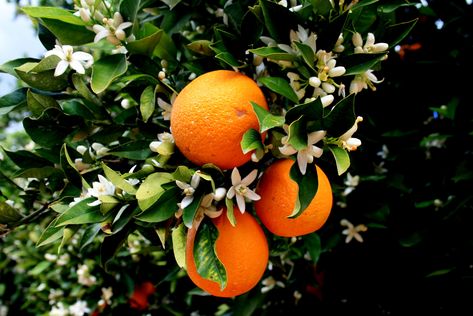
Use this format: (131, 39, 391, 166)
(172, 223, 187, 268)
(91, 54, 128, 94)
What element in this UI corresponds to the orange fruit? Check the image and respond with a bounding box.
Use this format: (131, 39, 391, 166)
(185, 208, 269, 297)
(254, 159, 333, 237)
(170, 70, 268, 170)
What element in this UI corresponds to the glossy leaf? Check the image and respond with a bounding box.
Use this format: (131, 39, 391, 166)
(248, 46, 296, 61)
(40, 18, 95, 45)
(194, 220, 227, 290)
(140, 85, 156, 123)
(250, 101, 285, 132)
(303, 233, 322, 263)
(102, 163, 137, 195)
(91, 54, 128, 94)
(258, 76, 299, 103)
(172, 222, 187, 268)
(55, 198, 106, 226)
(0, 88, 27, 115)
(287, 117, 307, 151)
(241, 128, 264, 155)
(135, 186, 180, 222)
(136, 172, 174, 211)
(15, 62, 68, 91)
(22, 6, 86, 25)
(328, 145, 350, 175)
(36, 218, 64, 247)
(26, 89, 59, 117)
(289, 159, 318, 218)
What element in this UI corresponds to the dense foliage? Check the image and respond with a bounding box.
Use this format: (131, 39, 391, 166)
(1, 0, 470, 315)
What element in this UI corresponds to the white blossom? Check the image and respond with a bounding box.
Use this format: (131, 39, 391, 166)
(226, 168, 260, 213)
(86, 175, 116, 206)
(340, 219, 368, 243)
(349, 69, 384, 94)
(176, 173, 201, 209)
(44, 44, 93, 77)
(279, 129, 326, 175)
(77, 264, 97, 287)
(342, 172, 360, 196)
(49, 302, 68, 316)
(92, 12, 132, 45)
(338, 116, 363, 151)
(352, 32, 389, 54)
(149, 132, 174, 155)
(69, 300, 91, 316)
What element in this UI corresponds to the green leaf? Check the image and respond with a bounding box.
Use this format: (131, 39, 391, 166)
(0, 88, 27, 115)
(71, 74, 101, 105)
(91, 54, 128, 94)
(0, 202, 24, 225)
(140, 85, 156, 123)
(1, 148, 52, 169)
(29, 261, 52, 276)
(108, 140, 153, 160)
(258, 76, 299, 103)
(289, 160, 318, 218)
(135, 186, 180, 222)
(22, 6, 86, 25)
(250, 101, 285, 132)
(13, 166, 63, 179)
(248, 47, 296, 61)
(285, 98, 324, 125)
(55, 198, 106, 226)
(36, 218, 64, 247)
(194, 220, 227, 290)
(80, 223, 102, 251)
(215, 52, 242, 68)
(287, 117, 307, 151)
(15, 63, 68, 91)
(160, 0, 183, 9)
(328, 146, 350, 175)
(58, 225, 79, 253)
(303, 233, 322, 263)
(323, 94, 356, 137)
(186, 40, 214, 56)
(172, 166, 193, 183)
(385, 18, 419, 49)
(40, 18, 95, 45)
(128, 24, 163, 57)
(172, 223, 187, 269)
(119, 0, 141, 21)
(294, 42, 316, 70)
(259, 0, 298, 43)
(152, 29, 177, 61)
(425, 268, 455, 278)
(102, 163, 137, 195)
(183, 194, 203, 229)
(30, 55, 61, 73)
(225, 198, 236, 227)
(343, 53, 387, 76)
(0, 58, 39, 77)
(136, 172, 174, 211)
(26, 89, 59, 117)
(311, 0, 333, 16)
(100, 223, 131, 272)
(241, 129, 264, 155)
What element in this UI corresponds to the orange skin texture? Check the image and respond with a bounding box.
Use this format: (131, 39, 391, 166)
(255, 159, 333, 237)
(185, 209, 269, 297)
(170, 70, 268, 170)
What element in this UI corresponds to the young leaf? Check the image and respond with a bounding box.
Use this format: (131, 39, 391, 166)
(258, 76, 300, 103)
(194, 220, 227, 290)
(288, 160, 318, 218)
(172, 222, 187, 269)
(241, 129, 264, 155)
(140, 85, 156, 123)
(0, 88, 27, 115)
(250, 101, 285, 132)
(328, 145, 350, 175)
(91, 54, 128, 94)
(136, 172, 174, 211)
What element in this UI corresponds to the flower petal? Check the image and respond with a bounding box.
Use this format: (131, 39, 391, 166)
(181, 195, 194, 209)
(245, 189, 261, 201)
(230, 168, 241, 185)
(241, 169, 258, 186)
(235, 195, 246, 213)
(54, 60, 69, 76)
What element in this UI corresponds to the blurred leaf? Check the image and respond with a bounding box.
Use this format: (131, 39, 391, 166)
(26, 89, 59, 117)
(58, 225, 79, 253)
(0, 58, 39, 77)
(289, 160, 318, 218)
(140, 85, 156, 123)
(172, 166, 193, 182)
(378, 1, 417, 13)
(101, 223, 132, 271)
(328, 146, 350, 175)
(28, 261, 52, 276)
(194, 220, 227, 290)
(311, 0, 333, 16)
(30, 55, 61, 72)
(91, 54, 128, 94)
(13, 166, 63, 179)
(251, 101, 285, 132)
(241, 128, 264, 155)
(119, 0, 142, 21)
(0, 88, 27, 115)
(135, 186, 180, 222)
(259, 0, 298, 43)
(425, 268, 455, 278)
(136, 172, 174, 211)
(187, 40, 214, 56)
(0, 202, 24, 225)
(172, 222, 187, 269)
(303, 233, 322, 263)
(161, 0, 183, 9)
(259, 76, 299, 103)
(55, 198, 106, 226)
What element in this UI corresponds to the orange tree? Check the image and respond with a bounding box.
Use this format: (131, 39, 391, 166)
(0, 0, 417, 314)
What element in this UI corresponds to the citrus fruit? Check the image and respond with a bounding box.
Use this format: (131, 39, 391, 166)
(254, 159, 333, 237)
(185, 208, 269, 297)
(170, 70, 268, 170)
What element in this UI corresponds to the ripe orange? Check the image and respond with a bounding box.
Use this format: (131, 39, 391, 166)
(254, 159, 333, 237)
(185, 208, 269, 297)
(170, 70, 268, 170)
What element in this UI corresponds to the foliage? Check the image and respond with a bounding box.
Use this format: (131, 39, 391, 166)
(11, 0, 473, 315)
